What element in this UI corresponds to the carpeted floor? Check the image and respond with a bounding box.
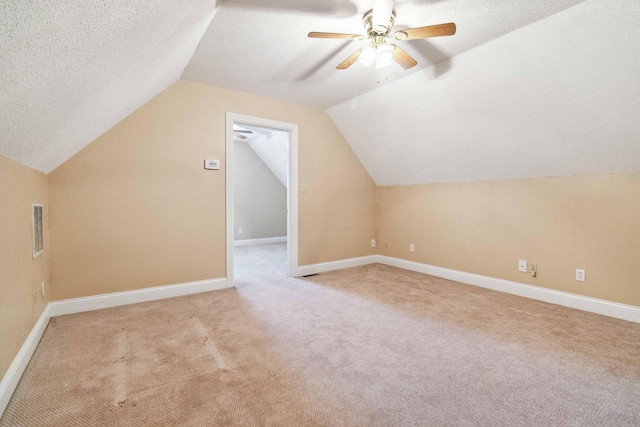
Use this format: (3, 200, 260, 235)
(2, 243, 639, 426)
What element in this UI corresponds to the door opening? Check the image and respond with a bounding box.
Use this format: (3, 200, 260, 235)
(225, 113, 298, 287)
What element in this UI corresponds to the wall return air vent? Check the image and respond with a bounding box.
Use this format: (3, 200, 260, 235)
(32, 204, 44, 258)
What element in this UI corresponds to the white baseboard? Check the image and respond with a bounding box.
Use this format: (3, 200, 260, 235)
(377, 255, 640, 324)
(234, 236, 287, 247)
(3, 257, 638, 419)
(0, 277, 228, 419)
(48, 278, 228, 317)
(296, 255, 378, 276)
(0, 305, 51, 417)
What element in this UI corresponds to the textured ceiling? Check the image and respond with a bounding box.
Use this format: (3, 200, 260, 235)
(3, 0, 633, 185)
(328, 0, 640, 185)
(0, 0, 220, 173)
(182, 0, 585, 108)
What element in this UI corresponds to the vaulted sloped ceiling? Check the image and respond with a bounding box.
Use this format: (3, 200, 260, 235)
(328, 0, 640, 185)
(0, 0, 220, 173)
(2, 0, 637, 184)
(245, 129, 289, 187)
(182, 0, 584, 108)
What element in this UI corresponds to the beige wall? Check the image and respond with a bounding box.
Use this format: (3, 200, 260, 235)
(49, 79, 377, 300)
(234, 140, 286, 241)
(0, 156, 50, 380)
(3, 80, 639, 383)
(377, 173, 640, 307)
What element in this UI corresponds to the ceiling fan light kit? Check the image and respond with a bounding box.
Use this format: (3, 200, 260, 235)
(358, 45, 393, 69)
(358, 47, 376, 67)
(377, 44, 394, 65)
(308, 0, 456, 71)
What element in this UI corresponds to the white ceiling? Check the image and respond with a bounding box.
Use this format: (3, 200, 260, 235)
(182, 0, 585, 108)
(328, 0, 640, 185)
(0, 0, 220, 173)
(233, 124, 288, 187)
(246, 129, 289, 187)
(2, 0, 637, 186)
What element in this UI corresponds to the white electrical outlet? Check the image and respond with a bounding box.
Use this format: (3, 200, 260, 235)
(238, 228, 243, 235)
(298, 184, 308, 193)
(371, 239, 376, 248)
(41, 281, 45, 297)
(518, 260, 527, 272)
(409, 243, 415, 253)
(576, 269, 586, 282)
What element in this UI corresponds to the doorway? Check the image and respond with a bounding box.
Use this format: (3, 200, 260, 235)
(225, 113, 298, 287)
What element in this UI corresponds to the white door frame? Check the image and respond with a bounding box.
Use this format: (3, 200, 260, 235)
(225, 112, 299, 287)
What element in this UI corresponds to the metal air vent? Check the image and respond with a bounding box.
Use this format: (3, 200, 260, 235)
(32, 204, 44, 258)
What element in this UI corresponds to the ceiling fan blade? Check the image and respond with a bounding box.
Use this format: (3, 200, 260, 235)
(373, 0, 395, 33)
(394, 23, 456, 41)
(234, 130, 253, 134)
(308, 32, 364, 40)
(336, 50, 362, 70)
(233, 133, 247, 140)
(391, 45, 417, 69)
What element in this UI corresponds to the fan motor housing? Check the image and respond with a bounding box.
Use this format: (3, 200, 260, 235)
(363, 9, 396, 36)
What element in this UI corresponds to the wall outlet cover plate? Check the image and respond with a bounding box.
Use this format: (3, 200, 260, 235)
(518, 260, 527, 272)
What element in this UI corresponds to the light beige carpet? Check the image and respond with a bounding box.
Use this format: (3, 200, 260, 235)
(2, 243, 639, 426)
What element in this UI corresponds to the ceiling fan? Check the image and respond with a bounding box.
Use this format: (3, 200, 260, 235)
(308, 0, 456, 70)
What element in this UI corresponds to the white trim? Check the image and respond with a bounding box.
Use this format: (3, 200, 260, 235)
(226, 114, 234, 287)
(2, 258, 638, 419)
(226, 113, 299, 284)
(0, 305, 51, 417)
(288, 125, 299, 277)
(0, 277, 228, 418)
(297, 255, 378, 276)
(234, 236, 287, 247)
(48, 278, 228, 317)
(0, 277, 227, 417)
(377, 255, 640, 323)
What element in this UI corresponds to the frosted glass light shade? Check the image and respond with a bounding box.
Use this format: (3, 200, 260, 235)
(377, 44, 393, 65)
(358, 47, 376, 67)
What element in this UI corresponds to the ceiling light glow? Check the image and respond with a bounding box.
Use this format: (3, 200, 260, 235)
(377, 44, 393, 65)
(358, 47, 376, 67)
